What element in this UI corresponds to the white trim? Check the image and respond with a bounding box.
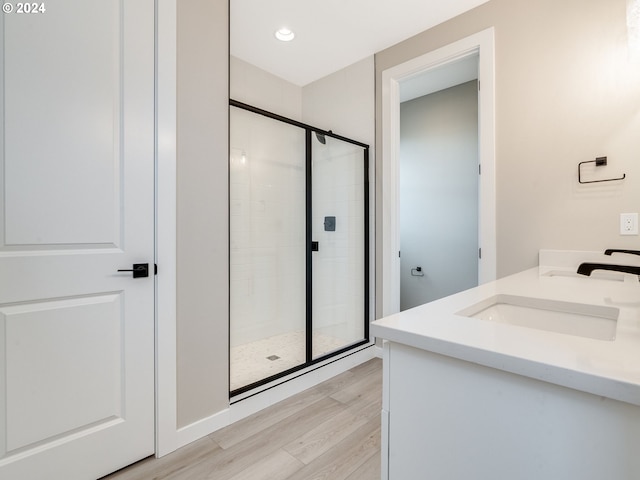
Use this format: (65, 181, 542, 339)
(381, 27, 496, 316)
(476, 29, 497, 284)
(381, 71, 401, 317)
(174, 345, 377, 448)
(155, 0, 178, 457)
(380, 340, 391, 480)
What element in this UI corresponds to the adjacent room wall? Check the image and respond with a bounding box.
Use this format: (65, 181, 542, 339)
(176, 0, 229, 428)
(400, 81, 479, 310)
(375, 0, 640, 303)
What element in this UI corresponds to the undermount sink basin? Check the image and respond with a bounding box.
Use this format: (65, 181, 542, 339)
(457, 294, 619, 341)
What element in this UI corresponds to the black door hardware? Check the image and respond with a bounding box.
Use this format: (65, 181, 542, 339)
(117, 263, 149, 278)
(311, 242, 319, 252)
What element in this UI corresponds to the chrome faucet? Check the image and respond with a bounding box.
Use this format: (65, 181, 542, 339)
(576, 249, 640, 279)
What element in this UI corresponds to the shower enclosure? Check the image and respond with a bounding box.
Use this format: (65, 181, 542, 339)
(229, 100, 369, 395)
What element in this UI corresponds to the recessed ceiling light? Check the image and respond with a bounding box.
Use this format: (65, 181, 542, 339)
(275, 27, 295, 42)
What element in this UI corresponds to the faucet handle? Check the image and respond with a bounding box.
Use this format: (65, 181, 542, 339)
(578, 262, 640, 276)
(604, 249, 640, 257)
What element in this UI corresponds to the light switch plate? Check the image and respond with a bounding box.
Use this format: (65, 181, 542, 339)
(620, 213, 639, 235)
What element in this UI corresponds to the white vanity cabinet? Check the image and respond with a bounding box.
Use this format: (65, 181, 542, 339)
(381, 340, 640, 480)
(373, 252, 640, 480)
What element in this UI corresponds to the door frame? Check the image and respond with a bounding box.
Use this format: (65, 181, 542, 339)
(380, 27, 496, 317)
(155, 0, 178, 457)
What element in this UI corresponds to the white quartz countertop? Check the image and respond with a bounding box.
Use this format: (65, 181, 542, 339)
(371, 250, 640, 406)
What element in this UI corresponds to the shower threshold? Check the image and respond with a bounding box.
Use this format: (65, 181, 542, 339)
(230, 330, 350, 392)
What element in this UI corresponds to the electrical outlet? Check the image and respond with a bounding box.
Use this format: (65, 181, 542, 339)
(620, 213, 639, 235)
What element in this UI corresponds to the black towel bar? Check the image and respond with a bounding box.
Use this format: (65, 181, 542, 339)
(578, 156, 625, 184)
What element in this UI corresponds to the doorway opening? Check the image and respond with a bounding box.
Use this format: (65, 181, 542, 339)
(381, 28, 496, 316)
(400, 70, 479, 311)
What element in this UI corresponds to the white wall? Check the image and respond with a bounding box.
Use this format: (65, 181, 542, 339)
(400, 81, 479, 310)
(230, 54, 375, 147)
(230, 56, 302, 120)
(302, 56, 375, 147)
(176, 0, 228, 428)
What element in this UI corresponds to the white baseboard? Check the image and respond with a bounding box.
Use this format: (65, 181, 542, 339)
(171, 343, 377, 453)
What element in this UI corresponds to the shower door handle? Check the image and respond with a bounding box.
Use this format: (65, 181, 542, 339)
(311, 241, 319, 252)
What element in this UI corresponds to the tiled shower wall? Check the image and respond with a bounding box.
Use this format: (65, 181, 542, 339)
(230, 107, 306, 347)
(230, 107, 366, 351)
(311, 136, 365, 351)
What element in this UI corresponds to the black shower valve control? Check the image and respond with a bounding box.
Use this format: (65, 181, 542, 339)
(324, 216, 336, 231)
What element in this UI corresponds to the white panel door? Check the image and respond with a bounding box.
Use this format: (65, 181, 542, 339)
(0, 1, 155, 479)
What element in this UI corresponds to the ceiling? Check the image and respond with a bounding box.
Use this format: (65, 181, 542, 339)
(230, 0, 490, 86)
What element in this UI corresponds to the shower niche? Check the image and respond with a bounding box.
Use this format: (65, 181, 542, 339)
(229, 101, 370, 395)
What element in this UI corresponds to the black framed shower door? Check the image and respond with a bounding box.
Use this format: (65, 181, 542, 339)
(229, 100, 370, 397)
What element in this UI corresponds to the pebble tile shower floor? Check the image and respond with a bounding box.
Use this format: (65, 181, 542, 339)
(230, 331, 347, 391)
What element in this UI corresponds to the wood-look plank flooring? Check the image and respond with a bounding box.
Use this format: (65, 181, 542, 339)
(104, 358, 382, 480)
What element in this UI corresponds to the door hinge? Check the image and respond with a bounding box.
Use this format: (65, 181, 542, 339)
(478, 248, 482, 259)
(154, 263, 158, 275)
(478, 164, 481, 175)
(398, 251, 401, 258)
(478, 80, 481, 91)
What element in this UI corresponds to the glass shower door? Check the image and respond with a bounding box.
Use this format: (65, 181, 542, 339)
(229, 106, 307, 392)
(311, 133, 368, 359)
(229, 101, 369, 395)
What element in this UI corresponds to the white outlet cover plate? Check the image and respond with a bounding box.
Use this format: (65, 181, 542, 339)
(620, 213, 639, 235)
